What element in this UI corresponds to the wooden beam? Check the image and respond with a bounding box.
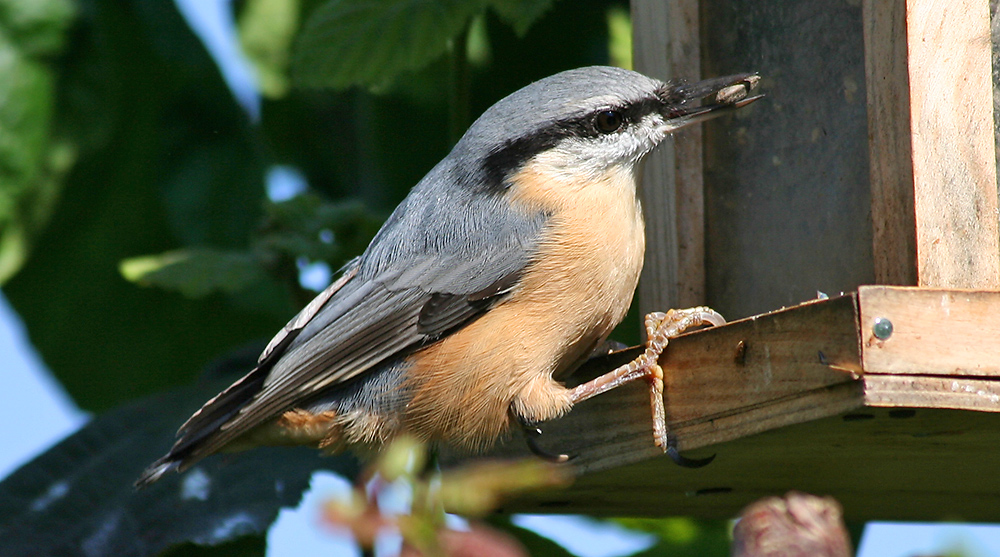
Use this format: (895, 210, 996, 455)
(500, 408, 1000, 522)
(862, 0, 999, 288)
(632, 0, 706, 310)
(859, 285, 1000, 377)
(865, 375, 1000, 412)
(475, 287, 1000, 520)
(863, 0, 917, 285)
(484, 294, 863, 471)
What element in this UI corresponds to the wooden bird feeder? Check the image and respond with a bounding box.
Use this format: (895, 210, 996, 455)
(487, 0, 1000, 521)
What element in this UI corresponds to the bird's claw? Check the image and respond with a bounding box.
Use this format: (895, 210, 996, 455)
(567, 307, 724, 468)
(665, 432, 715, 469)
(516, 415, 574, 463)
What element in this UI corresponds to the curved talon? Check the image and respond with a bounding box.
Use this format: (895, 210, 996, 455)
(516, 415, 574, 463)
(525, 430, 574, 463)
(667, 447, 716, 468)
(666, 433, 715, 469)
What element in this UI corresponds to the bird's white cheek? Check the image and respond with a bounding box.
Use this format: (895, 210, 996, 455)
(540, 135, 663, 181)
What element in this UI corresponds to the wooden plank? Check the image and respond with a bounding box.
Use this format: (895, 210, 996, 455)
(483, 294, 863, 473)
(501, 408, 1000, 522)
(866, 375, 1000, 412)
(665, 0, 705, 308)
(670, 381, 864, 455)
(906, 0, 999, 288)
(658, 295, 862, 424)
(862, 0, 917, 285)
(511, 369, 864, 478)
(632, 0, 706, 310)
(863, 0, 1000, 288)
(858, 286, 1000, 376)
(470, 288, 1000, 520)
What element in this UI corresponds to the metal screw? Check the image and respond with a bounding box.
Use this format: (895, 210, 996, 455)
(872, 317, 893, 340)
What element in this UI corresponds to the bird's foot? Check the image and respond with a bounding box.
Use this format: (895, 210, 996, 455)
(568, 307, 724, 467)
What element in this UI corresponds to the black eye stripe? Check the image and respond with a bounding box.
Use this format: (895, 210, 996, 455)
(623, 97, 666, 123)
(480, 94, 666, 190)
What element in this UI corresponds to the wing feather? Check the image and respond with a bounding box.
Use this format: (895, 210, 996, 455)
(146, 166, 550, 476)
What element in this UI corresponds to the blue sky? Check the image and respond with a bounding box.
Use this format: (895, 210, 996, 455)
(3, 1, 1000, 555)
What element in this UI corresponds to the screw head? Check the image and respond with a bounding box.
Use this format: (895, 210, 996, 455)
(872, 317, 893, 340)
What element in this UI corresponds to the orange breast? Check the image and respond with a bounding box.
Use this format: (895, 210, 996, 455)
(402, 161, 646, 450)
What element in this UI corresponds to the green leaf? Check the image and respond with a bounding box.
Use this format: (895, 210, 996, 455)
(616, 517, 705, 543)
(0, 0, 76, 55)
(159, 139, 268, 250)
(0, 347, 360, 557)
(292, 0, 486, 89)
(488, 0, 555, 37)
(2, 0, 281, 411)
(258, 194, 383, 267)
(120, 248, 268, 298)
(0, 0, 77, 284)
(238, 0, 300, 98)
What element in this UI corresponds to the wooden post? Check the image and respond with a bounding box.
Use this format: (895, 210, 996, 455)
(863, 0, 1000, 288)
(632, 0, 705, 312)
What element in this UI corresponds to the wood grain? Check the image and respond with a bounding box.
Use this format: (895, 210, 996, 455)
(500, 408, 1000, 521)
(862, 0, 918, 285)
(482, 294, 863, 473)
(859, 285, 1000, 376)
(866, 375, 1000, 412)
(632, 0, 706, 311)
(863, 0, 1000, 288)
(906, 0, 999, 288)
(659, 295, 862, 425)
(666, 0, 704, 308)
(471, 287, 1000, 520)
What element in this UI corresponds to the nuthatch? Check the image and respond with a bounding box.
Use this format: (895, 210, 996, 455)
(138, 66, 760, 486)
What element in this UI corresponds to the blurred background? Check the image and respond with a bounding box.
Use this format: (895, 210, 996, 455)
(1, 0, 999, 555)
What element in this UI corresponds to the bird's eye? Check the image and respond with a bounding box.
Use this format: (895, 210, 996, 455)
(594, 110, 624, 134)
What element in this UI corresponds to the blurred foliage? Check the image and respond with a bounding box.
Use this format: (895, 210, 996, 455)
(120, 194, 383, 307)
(2, 0, 281, 410)
(616, 517, 732, 556)
(291, 0, 557, 90)
(606, 5, 632, 70)
(0, 0, 77, 283)
(120, 247, 268, 299)
(486, 516, 578, 557)
(324, 437, 570, 555)
(0, 0, 726, 554)
(237, 0, 299, 98)
(0, 344, 360, 557)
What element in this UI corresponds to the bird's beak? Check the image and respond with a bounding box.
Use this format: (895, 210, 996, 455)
(660, 73, 762, 131)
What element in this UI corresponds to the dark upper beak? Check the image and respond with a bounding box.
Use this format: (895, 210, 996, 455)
(659, 73, 762, 130)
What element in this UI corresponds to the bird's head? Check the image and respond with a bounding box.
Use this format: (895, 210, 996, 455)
(452, 66, 761, 189)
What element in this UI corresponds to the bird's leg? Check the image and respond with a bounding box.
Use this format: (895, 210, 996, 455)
(568, 307, 725, 467)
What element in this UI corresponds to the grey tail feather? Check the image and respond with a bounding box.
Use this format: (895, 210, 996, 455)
(135, 458, 180, 489)
(134, 362, 273, 490)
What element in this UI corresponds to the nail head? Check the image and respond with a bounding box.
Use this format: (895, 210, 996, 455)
(872, 317, 893, 340)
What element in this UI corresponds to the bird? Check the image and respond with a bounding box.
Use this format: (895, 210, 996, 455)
(137, 66, 760, 487)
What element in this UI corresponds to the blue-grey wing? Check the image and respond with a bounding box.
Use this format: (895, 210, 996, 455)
(157, 180, 548, 470)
